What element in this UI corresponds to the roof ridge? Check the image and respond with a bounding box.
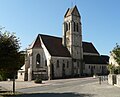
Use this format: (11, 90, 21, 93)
(39, 34, 61, 39)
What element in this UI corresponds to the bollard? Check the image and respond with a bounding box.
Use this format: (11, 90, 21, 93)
(99, 76, 101, 84)
(101, 76, 103, 81)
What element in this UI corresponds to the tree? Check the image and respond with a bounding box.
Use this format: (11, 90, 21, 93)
(0, 29, 24, 93)
(110, 43, 120, 74)
(112, 43, 120, 65)
(107, 64, 115, 74)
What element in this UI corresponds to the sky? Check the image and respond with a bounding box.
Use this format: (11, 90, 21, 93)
(0, 0, 120, 55)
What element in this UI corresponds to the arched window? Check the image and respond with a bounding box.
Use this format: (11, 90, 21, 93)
(66, 23, 68, 31)
(74, 22, 76, 31)
(45, 60, 47, 66)
(57, 60, 59, 68)
(68, 22, 70, 30)
(77, 23, 79, 32)
(36, 54, 40, 68)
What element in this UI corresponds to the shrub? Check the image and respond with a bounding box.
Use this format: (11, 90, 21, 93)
(34, 78, 42, 84)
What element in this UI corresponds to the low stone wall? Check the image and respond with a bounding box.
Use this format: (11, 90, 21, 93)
(116, 74, 120, 86)
(108, 74, 116, 85)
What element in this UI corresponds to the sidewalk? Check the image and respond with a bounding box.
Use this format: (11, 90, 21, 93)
(0, 78, 120, 97)
(0, 80, 50, 91)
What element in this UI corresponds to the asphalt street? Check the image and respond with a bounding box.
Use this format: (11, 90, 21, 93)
(17, 77, 98, 93)
(1, 77, 120, 97)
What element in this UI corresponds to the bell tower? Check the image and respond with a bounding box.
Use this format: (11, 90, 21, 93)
(62, 5, 83, 76)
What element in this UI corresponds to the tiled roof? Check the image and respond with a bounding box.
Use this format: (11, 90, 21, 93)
(83, 42, 99, 55)
(83, 55, 109, 64)
(30, 34, 101, 58)
(101, 55, 109, 63)
(33, 35, 42, 48)
(40, 34, 71, 57)
(39, 34, 100, 57)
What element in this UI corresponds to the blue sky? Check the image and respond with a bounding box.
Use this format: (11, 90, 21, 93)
(0, 0, 120, 55)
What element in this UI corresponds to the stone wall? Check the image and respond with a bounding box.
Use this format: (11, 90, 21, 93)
(83, 64, 108, 76)
(116, 74, 120, 86)
(51, 57, 72, 79)
(108, 74, 116, 85)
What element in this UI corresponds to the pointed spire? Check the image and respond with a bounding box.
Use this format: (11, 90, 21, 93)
(64, 5, 80, 18)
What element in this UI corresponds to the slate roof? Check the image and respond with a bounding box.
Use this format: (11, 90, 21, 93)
(38, 34, 99, 57)
(83, 42, 99, 55)
(33, 35, 42, 48)
(83, 55, 109, 64)
(40, 34, 71, 57)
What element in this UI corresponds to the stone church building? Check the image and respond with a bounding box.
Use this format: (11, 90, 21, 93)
(18, 6, 109, 81)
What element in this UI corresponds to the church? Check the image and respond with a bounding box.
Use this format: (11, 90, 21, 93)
(18, 6, 109, 81)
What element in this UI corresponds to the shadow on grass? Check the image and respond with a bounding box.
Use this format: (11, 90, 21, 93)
(9, 92, 95, 97)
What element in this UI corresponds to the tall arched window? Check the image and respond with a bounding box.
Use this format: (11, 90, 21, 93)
(66, 22, 68, 31)
(77, 23, 79, 32)
(57, 60, 59, 68)
(74, 22, 76, 32)
(36, 54, 40, 68)
(68, 22, 70, 30)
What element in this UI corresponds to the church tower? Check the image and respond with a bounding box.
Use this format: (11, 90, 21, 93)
(62, 6, 83, 76)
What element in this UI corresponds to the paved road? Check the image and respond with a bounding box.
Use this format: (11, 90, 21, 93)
(17, 77, 97, 93)
(1, 77, 120, 97)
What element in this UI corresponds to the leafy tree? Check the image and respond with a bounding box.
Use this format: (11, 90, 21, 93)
(112, 43, 120, 65)
(0, 29, 25, 93)
(0, 31, 22, 72)
(107, 64, 115, 74)
(109, 44, 120, 74)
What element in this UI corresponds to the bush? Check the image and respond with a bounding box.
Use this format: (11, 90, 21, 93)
(0, 74, 3, 81)
(34, 78, 42, 84)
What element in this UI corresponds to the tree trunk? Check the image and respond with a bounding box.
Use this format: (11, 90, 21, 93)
(13, 74, 15, 94)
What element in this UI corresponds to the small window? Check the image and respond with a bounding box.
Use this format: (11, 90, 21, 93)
(45, 60, 47, 66)
(69, 22, 70, 30)
(36, 54, 41, 68)
(63, 63, 65, 68)
(74, 22, 76, 32)
(66, 23, 68, 31)
(21, 73, 22, 75)
(57, 60, 59, 68)
(89, 65, 90, 69)
(77, 23, 79, 32)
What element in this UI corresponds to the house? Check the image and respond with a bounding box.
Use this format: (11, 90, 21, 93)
(18, 5, 109, 81)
